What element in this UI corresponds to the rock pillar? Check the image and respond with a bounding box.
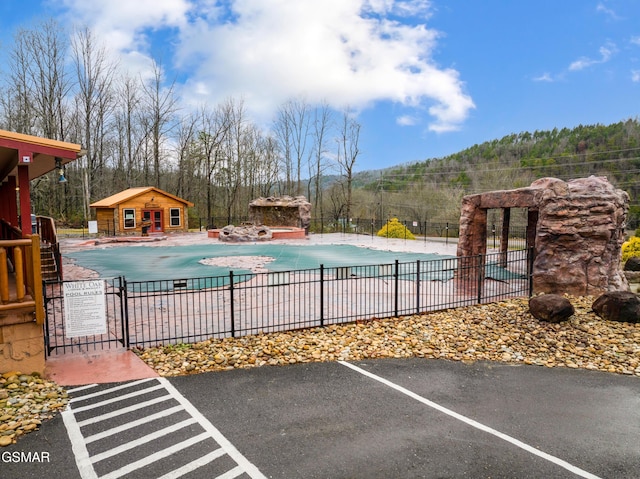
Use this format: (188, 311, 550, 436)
(456, 176, 629, 297)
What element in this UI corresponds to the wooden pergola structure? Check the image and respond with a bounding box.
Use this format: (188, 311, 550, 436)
(0, 129, 84, 237)
(0, 129, 84, 375)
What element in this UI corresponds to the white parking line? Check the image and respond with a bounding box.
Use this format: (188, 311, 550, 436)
(158, 377, 267, 479)
(156, 449, 230, 479)
(63, 378, 266, 479)
(84, 405, 185, 444)
(99, 432, 212, 479)
(89, 417, 198, 463)
(338, 360, 602, 479)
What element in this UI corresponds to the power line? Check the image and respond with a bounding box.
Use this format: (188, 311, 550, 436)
(379, 154, 640, 179)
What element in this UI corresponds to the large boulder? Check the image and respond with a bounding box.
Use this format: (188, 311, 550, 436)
(249, 196, 311, 230)
(592, 291, 640, 323)
(529, 294, 575, 323)
(218, 224, 273, 242)
(623, 256, 640, 271)
(532, 177, 629, 295)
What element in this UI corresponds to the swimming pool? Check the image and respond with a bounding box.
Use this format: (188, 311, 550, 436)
(65, 243, 451, 282)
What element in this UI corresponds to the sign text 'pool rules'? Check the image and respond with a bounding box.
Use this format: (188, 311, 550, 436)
(63, 280, 107, 338)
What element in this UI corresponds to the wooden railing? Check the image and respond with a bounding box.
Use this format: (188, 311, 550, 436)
(0, 235, 44, 325)
(36, 216, 62, 281)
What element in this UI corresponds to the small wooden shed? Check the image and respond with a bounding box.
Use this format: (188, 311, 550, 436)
(90, 187, 194, 235)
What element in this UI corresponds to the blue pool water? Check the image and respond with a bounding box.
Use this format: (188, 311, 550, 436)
(66, 243, 452, 282)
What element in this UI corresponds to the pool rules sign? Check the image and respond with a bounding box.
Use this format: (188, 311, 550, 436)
(63, 280, 107, 338)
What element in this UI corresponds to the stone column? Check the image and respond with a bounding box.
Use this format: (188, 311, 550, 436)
(456, 195, 487, 297)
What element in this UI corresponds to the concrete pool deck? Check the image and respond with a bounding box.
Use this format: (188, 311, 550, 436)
(60, 231, 459, 256)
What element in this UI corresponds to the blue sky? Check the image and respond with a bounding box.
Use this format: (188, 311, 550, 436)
(1, 0, 639, 172)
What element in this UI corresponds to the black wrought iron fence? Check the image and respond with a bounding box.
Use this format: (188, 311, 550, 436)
(43, 277, 129, 355)
(44, 248, 532, 353)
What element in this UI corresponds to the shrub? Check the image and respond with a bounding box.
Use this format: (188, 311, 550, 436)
(622, 236, 640, 262)
(377, 218, 416, 240)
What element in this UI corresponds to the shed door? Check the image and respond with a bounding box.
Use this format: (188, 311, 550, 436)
(142, 209, 163, 232)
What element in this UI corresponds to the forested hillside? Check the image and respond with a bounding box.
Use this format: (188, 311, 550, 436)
(350, 119, 640, 228)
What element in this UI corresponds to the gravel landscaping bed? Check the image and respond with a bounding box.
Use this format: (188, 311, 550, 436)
(2, 294, 640, 447)
(134, 295, 640, 377)
(0, 373, 69, 447)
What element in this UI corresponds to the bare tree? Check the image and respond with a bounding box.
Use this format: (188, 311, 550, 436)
(0, 39, 35, 134)
(309, 102, 333, 218)
(255, 134, 281, 197)
(21, 19, 71, 140)
(71, 26, 118, 218)
(274, 98, 310, 195)
(336, 108, 361, 223)
(140, 60, 178, 188)
(175, 112, 198, 201)
(197, 103, 231, 226)
(1, 19, 72, 218)
(113, 74, 145, 189)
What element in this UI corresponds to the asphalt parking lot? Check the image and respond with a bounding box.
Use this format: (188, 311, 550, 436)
(3, 358, 640, 478)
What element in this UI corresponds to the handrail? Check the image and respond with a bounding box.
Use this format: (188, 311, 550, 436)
(36, 216, 62, 280)
(0, 219, 23, 241)
(37, 216, 58, 245)
(0, 235, 44, 324)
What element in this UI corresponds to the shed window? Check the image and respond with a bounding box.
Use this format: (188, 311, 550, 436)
(170, 208, 181, 227)
(123, 208, 136, 229)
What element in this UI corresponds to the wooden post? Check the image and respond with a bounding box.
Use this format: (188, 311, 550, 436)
(0, 247, 8, 303)
(13, 245, 25, 301)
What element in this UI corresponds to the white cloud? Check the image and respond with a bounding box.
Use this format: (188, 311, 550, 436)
(61, 0, 190, 48)
(532, 73, 553, 82)
(596, 2, 621, 20)
(632, 70, 640, 83)
(568, 41, 617, 71)
(59, 0, 474, 132)
(396, 115, 417, 126)
(631, 36, 640, 46)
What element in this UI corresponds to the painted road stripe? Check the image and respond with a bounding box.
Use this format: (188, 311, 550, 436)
(84, 404, 184, 444)
(71, 383, 165, 412)
(64, 378, 266, 479)
(90, 417, 198, 463)
(156, 448, 228, 479)
(69, 378, 157, 404)
(99, 431, 211, 479)
(216, 465, 245, 479)
(158, 377, 267, 479)
(76, 395, 173, 427)
(67, 384, 99, 394)
(338, 360, 602, 479)
(62, 408, 98, 479)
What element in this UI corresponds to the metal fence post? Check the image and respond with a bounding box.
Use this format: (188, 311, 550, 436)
(42, 279, 51, 357)
(416, 260, 421, 314)
(394, 259, 399, 317)
(120, 276, 130, 349)
(477, 254, 484, 304)
(320, 264, 324, 327)
(528, 246, 535, 297)
(229, 271, 235, 337)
